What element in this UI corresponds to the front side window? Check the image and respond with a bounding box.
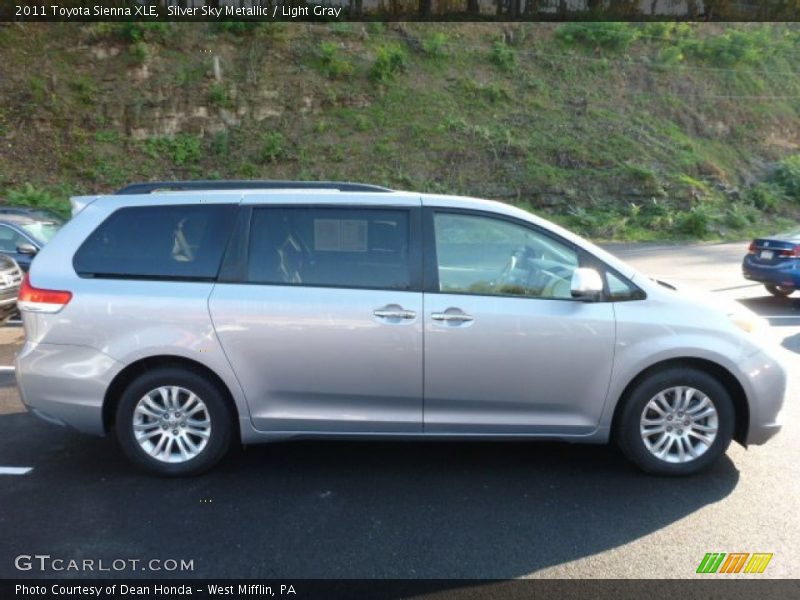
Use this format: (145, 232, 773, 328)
(21, 222, 60, 245)
(605, 270, 645, 301)
(247, 207, 411, 290)
(0, 226, 30, 253)
(434, 212, 579, 299)
(73, 204, 237, 279)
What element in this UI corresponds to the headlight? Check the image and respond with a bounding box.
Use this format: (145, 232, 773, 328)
(729, 312, 769, 335)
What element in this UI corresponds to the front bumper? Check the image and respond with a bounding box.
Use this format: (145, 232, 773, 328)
(0, 287, 19, 322)
(742, 256, 800, 288)
(15, 341, 125, 436)
(740, 345, 788, 445)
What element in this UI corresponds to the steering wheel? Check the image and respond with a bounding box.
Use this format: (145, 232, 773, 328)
(493, 246, 544, 290)
(538, 265, 576, 298)
(493, 251, 519, 289)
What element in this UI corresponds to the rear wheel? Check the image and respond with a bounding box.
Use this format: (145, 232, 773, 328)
(615, 368, 734, 476)
(765, 284, 794, 297)
(115, 368, 232, 476)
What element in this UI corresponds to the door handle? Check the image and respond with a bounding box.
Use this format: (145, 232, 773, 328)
(431, 312, 474, 323)
(373, 308, 416, 320)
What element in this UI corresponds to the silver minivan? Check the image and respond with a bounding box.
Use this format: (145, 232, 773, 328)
(15, 181, 786, 476)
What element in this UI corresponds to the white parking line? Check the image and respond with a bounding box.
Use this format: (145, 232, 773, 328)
(0, 366, 15, 371)
(0, 467, 32, 475)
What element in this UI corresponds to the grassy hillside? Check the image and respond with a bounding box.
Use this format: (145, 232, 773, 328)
(1, 21, 800, 241)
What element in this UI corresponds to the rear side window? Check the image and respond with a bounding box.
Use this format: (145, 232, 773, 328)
(247, 207, 410, 290)
(73, 205, 236, 280)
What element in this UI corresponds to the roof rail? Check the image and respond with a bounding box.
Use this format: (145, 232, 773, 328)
(115, 180, 393, 195)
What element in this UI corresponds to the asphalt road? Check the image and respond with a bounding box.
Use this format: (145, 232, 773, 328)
(0, 242, 798, 580)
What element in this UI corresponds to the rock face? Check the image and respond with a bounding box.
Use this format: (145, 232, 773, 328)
(102, 41, 307, 141)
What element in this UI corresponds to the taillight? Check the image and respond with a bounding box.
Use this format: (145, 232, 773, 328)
(777, 245, 800, 258)
(17, 274, 72, 314)
(747, 241, 756, 254)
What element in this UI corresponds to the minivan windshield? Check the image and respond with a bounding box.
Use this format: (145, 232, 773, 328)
(20, 222, 60, 246)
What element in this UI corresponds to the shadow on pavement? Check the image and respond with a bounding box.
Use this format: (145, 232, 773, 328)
(737, 295, 800, 354)
(0, 410, 740, 579)
(738, 295, 800, 319)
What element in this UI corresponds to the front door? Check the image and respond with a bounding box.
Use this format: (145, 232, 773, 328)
(423, 210, 616, 435)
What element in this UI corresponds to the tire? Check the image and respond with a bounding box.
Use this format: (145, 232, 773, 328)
(765, 284, 794, 298)
(615, 367, 734, 476)
(115, 368, 232, 476)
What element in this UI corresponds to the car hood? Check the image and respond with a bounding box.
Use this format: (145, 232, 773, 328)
(639, 276, 763, 323)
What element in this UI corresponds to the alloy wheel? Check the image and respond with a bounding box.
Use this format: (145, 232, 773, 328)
(132, 386, 212, 463)
(639, 386, 718, 464)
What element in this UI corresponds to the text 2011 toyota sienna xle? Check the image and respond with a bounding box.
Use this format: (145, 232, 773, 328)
(15, 181, 786, 476)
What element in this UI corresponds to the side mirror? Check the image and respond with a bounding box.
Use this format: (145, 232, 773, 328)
(16, 243, 38, 256)
(570, 268, 604, 301)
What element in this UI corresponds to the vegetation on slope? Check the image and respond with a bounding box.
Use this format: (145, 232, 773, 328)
(1, 22, 800, 241)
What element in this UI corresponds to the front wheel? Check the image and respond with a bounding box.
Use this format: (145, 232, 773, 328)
(765, 284, 794, 298)
(115, 368, 233, 476)
(615, 368, 734, 476)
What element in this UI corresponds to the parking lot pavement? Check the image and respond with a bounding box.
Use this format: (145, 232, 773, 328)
(0, 242, 798, 580)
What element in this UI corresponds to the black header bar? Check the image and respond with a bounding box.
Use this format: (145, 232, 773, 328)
(3, 1, 800, 23)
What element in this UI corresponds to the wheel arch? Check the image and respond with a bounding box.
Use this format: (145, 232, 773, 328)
(102, 355, 241, 443)
(610, 357, 749, 447)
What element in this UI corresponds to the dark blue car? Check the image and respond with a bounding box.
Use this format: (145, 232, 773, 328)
(0, 213, 61, 271)
(742, 228, 800, 297)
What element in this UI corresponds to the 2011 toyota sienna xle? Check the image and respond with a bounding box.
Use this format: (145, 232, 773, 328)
(15, 181, 787, 476)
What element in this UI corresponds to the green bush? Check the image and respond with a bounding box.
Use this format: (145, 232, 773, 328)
(318, 42, 354, 79)
(641, 22, 693, 42)
(329, 23, 352, 36)
(370, 44, 408, 83)
(28, 76, 47, 104)
(212, 22, 263, 36)
(422, 33, 448, 59)
(259, 132, 287, 163)
(555, 23, 640, 51)
(4, 184, 70, 218)
(725, 202, 759, 229)
(145, 135, 202, 166)
(641, 22, 673, 41)
(128, 41, 148, 66)
(746, 182, 786, 212)
(94, 131, 120, 144)
(624, 164, 662, 193)
(458, 79, 510, 104)
(208, 84, 232, 108)
(111, 23, 170, 43)
(637, 197, 671, 221)
(774, 155, 800, 200)
(482, 83, 510, 103)
(655, 46, 685, 67)
(489, 41, 516, 72)
(211, 131, 230, 156)
(681, 28, 771, 66)
(676, 204, 714, 237)
(70, 75, 96, 105)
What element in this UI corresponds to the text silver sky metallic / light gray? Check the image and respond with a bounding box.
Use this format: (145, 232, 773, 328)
(14, 181, 787, 476)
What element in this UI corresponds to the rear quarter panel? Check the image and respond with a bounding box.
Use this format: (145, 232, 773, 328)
(23, 194, 253, 431)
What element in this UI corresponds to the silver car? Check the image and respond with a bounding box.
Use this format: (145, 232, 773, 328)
(15, 181, 786, 476)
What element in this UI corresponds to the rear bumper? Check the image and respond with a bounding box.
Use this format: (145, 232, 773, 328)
(15, 341, 125, 436)
(742, 256, 800, 288)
